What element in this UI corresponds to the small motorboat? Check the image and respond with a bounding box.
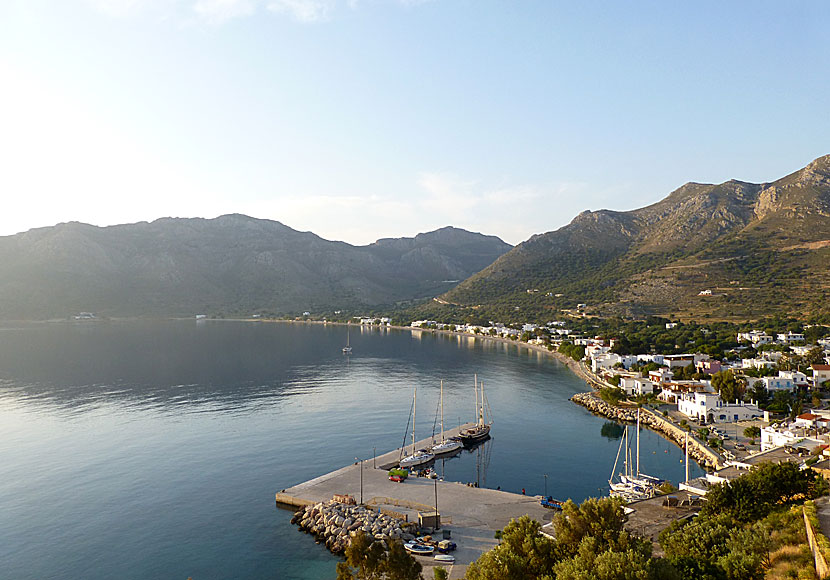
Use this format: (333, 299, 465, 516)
(434, 553, 455, 563)
(404, 542, 434, 555)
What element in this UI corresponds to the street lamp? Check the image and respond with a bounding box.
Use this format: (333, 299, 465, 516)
(543, 474, 548, 498)
(373, 446, 376, 469)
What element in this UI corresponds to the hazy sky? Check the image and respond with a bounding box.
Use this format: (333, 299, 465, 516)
(1, 1, 828, 245)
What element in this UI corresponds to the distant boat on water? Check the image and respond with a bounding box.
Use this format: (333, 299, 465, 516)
(342, 326, 352, 354)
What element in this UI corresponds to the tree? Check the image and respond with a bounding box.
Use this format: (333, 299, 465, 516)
(465, 515, 557, 580)
(711, 370, 745, 403)
(743, 426, 761, 439)
(432, 568, 448, 580)
(552, 536, 659, 580)
(552, 497, 627, 558)
(700, 461, 829, 523)
(382, 540, 423, 580)
(337, 534, 423, 580)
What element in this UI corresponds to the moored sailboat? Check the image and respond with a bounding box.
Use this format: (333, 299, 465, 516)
(399, 387, 435, 469)
(429, 380, 463, 456)
(456, 374, 491, 445)
(342, 326, 352, 354)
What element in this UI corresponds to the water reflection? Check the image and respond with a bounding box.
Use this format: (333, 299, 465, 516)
(601, 421, 625, 440)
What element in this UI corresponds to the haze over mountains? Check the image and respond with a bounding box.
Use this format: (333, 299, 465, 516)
(440, 154, 830, 321)
(0, 216, 511, 319)
(2, 155, 829, 322)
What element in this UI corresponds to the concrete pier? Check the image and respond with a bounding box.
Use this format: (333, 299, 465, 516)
(276, 424, 555, 579)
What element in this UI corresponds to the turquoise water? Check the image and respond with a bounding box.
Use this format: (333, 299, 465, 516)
(0, 320, 702, 579)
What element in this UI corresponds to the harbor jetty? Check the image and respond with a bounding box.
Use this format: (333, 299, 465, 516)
(276, 423, 553, 579)
(570, 392, 721, 469)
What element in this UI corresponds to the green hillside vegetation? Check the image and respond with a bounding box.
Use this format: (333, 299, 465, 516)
(462, 462, 827, 580)
(427, 155, 830, 323)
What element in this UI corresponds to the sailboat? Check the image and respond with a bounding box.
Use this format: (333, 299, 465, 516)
(399, 388, 435, 469)
(342, 326, 352, 354)
(608, 409, 663, 501)
(430, 380, 463, 456)
(456, 375, 491, 445)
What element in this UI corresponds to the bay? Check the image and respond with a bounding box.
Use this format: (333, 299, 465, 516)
(0, 320, 703, 579)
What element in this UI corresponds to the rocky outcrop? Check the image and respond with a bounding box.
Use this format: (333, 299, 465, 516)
(570, 392, 720, 469)
(290, 499, 416, 555)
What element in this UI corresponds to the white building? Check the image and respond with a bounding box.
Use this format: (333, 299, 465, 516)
(677, 392, 762, 424)
(620, 377, 655, 397)
(777, 332, 805, 343)
(812, 365, 830, 387)
(741, 358, 777, 370)
(778, 370, 809, 387)
(760, 425, 822, 451)
(737, 331, 774, 346)
(758, 376, 795, 391)
(637, 354, 665, 365)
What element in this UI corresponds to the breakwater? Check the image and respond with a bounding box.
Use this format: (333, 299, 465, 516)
(570, 392, 721, 470)
(290, 499, 416, 554)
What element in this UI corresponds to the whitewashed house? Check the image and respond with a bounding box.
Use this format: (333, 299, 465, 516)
(677, 392, 762, 424)
(812, 365, 830, 387)
(758, 376, 796, 391)
(620, 377, 655, 397)
(778, 370, 809, 387)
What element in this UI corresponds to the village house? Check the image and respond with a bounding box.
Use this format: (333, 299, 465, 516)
(677, 392, 762, 424)
(812, 364, 830, 387)
(620, 377, 655, 397)
(657, 381, 708, 404)
(696, 359, 722, 375)
(648, 368, 674, 384)
(777, 332, 806, 343)
(737, 330, 774, 346)
(778, 370, 809, 387)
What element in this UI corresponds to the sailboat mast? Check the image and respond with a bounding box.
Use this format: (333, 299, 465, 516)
(479, 382, 485, 426)
(685, 431, 689, 483)
(412, 389, 417, 455)
(440, 380, 445, 443)
(636, 409, 641, 477)
(473, 374, 478, 426)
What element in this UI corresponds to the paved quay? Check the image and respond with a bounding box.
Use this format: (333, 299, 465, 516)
(276, 424, 555, 579)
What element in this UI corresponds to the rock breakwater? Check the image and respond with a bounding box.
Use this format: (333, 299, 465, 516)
(570, 392, 720, 469)
(290, 499, 417, 555)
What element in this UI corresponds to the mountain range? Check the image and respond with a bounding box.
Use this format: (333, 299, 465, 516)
(0, 216, 511, 319)
(3, 154, 829, 322)
(438, 154, 830, 321)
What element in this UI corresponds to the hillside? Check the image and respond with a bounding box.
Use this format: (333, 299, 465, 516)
(0, 215, 511, 319)
(437, 154, 830, 322)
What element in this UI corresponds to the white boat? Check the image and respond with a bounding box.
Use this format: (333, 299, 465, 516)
(430, 380, 463, 456)
(608, 409, 662, 501)
(434, 554, 455, 563)
(400, 388, 435, 469)
(456, 374, 491, 445)
(342, 326, 352, 354)
(404, 542, 434, 555)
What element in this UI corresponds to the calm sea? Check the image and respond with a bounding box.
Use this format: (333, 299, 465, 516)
(0, 320, 702, 579)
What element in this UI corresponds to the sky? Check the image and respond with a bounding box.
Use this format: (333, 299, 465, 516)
(0, 1, 828, 246)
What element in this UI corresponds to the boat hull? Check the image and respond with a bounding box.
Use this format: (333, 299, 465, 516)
(399, 451, 435, 469)
(457, 424, 491, 445)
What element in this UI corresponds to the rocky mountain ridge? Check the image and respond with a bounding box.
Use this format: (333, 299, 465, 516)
(0, 215, 511, 319)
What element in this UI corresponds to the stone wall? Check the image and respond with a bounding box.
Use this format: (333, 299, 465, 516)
(571, 392, 721, 470)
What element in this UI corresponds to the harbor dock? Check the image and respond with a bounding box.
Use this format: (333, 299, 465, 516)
(276, 423, 554, 579)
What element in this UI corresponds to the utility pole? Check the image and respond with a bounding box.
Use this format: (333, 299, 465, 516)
(543, 474, 548, 498)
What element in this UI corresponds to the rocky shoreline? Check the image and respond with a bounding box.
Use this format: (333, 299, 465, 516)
(290, 499, 417, 555)
(570, 392, 721, 470)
